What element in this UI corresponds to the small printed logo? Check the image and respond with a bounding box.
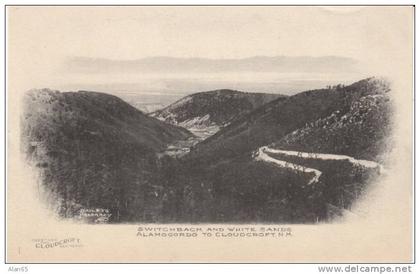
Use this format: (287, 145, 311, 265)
(77, 208, 112, 224)
(32, 238, 83, 249)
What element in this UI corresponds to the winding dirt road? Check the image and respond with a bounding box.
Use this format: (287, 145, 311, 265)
(254, 146, 383, 185)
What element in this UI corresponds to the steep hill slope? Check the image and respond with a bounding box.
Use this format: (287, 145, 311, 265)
(170, 78, 392, 222)
(20, 78, 392, 224)
(150, 89, 283, 139)
(21, 89, 192, 222)
(274, 88, 392, 161)
(187, 78, 391, 165)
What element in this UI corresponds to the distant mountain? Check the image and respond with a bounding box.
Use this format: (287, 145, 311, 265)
(21, 89, 192, 222)
(150, 89, 284, 139)
(187, 78, 391, 165)
(66, 55, 360, 74)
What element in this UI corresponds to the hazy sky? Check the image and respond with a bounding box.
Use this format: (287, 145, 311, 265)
(8, 6, 413, 97)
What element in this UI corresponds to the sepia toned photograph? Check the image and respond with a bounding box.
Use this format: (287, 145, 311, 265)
(6, 5, 414, 263)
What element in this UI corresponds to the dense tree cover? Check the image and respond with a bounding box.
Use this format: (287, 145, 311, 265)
(21, 89, 191, 222)
(21, 78, 392, 223)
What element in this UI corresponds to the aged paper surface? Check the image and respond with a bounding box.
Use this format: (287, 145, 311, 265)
(6, 6, 413, 262)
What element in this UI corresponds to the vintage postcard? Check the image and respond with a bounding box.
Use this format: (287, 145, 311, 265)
(6, 6, 414, 262)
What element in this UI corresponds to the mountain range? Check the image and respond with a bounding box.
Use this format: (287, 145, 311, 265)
(65, 55, 360, 74)
(187, 78, 391, 164)
(21, 77, 392, 223)
(172, 77, 391, 222)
